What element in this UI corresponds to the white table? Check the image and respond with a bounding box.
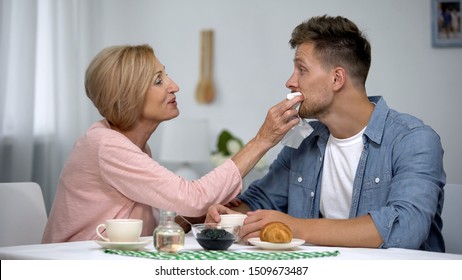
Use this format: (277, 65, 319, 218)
(1, 234, 461, 260)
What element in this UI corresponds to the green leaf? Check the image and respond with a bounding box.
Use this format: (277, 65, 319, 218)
(216, 130, 243, 156)
(217, 130, 233, 156)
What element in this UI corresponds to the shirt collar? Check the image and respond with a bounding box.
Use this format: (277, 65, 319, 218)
(308, 95, 389, 145)
(364, 96, 388, 145)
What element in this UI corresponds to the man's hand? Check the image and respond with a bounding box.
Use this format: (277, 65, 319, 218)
(239, 209, 297, 241)
(224, 197, 242, 208)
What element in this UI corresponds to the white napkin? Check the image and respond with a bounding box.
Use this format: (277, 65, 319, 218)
(280, 92, 314, 149)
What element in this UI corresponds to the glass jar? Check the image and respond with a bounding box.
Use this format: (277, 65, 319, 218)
(153, 210, 185, 253)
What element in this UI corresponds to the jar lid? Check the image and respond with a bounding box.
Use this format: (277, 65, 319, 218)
(160, 210, 176, 216)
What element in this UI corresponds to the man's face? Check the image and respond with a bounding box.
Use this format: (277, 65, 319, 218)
(285, 43, 334, 119)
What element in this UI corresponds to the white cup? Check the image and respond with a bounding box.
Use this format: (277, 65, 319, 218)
(219, 214, 247, 242)
(96, 219, 142, 242)
(219, 214, 247, 227)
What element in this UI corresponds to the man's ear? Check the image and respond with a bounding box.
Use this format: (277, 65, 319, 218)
(332, 67, 345, 90)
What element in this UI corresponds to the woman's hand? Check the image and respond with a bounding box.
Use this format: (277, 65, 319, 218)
(231, 95, 303, 178)
(254, 95, 304, 147)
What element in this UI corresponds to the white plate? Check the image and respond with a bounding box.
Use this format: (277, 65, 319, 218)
(95, 237, 152, 250)
(247, 238, 305, 250)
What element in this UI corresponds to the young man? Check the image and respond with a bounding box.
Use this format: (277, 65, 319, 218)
(207, 15, 446, 252)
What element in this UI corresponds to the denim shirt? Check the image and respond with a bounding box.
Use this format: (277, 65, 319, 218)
(239, 96, 446, 252)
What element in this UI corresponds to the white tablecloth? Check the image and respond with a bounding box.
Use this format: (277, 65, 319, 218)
(1, 234, 461, 260)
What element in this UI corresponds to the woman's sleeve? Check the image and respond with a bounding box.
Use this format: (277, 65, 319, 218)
(98, 138, 242, 217)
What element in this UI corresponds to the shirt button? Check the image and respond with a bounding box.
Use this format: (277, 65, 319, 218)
(375, 177, 380, 184)
(297, 177, 303, 183)
(319, 157, 322, 162)
(311, 191, 315, 197)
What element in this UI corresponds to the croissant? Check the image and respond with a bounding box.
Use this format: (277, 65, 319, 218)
(259, 222, 293, 243)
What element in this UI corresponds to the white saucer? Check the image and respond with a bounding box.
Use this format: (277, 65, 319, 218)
(247, 238, 305, 250)
(95, 237, 152, 250)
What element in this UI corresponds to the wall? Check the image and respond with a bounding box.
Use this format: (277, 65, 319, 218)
(92, 0, 462, 185)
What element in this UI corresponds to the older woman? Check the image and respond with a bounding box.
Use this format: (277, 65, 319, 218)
(42, 44, 302, 243)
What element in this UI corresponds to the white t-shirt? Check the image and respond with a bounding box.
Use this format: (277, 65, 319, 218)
(320, 127, 366, 219)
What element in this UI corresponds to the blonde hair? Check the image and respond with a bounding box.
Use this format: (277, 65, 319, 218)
(85, 44, 157, 130)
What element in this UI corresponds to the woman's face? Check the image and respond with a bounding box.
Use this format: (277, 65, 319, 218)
(141, 58, 180, 124)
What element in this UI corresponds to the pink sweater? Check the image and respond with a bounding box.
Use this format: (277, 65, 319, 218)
(42, 120, 242, 243)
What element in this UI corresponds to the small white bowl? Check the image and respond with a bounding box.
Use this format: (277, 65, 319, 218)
(219, 214, 247, 227)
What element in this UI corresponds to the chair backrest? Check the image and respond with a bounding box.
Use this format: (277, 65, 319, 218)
(0, 182, 48, 246)
(442, 183, 462, 254)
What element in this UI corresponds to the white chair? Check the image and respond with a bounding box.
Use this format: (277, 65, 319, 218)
(0, 182, 48, 246)
(441, 183, 462, 254)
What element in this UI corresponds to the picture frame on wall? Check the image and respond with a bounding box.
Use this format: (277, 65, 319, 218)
(432, 0, 462, 47)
